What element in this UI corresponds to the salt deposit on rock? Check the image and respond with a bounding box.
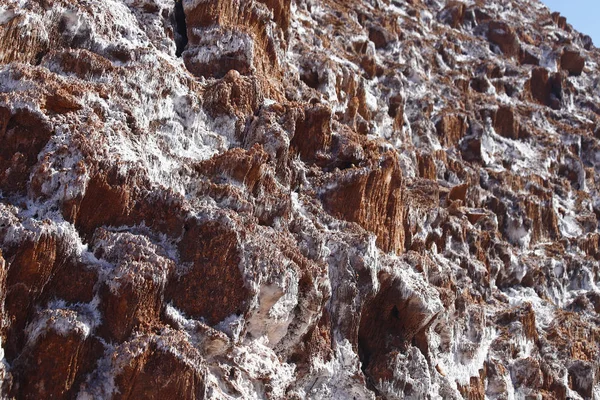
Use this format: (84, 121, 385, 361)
(1, 0, 600, 398)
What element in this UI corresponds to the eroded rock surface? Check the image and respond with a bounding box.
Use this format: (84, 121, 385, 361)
(1, 0, 600, 398)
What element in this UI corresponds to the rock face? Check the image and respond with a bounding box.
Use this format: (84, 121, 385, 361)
(1, 0, 600, 399)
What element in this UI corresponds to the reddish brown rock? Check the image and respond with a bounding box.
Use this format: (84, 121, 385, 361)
(417, 152, 437, 180)
(256, 0, 292, 36)
(511, 358, 543, 389)
(93, 229, 174, 343)
(528, 67, 563, 109)
(359, 55, 378, 79)
(519, 48, 540, 65)
(68, 172, 134, 239)
(203, 70, 263, 121)
(4, 231, 59, 359)
(388, 93, 405, 133)
(578, 233, 600, 260)
(457, 370, 486, 400)
(551, 12, 568, 31)
(0, 250, 6, 340)
(12, 308, 102, 400)
(321, 151, 405, 253)
(166, 216, 250, 326)
(487, 21, 519, 58)
(448, 183, 469, 203)
(292, 104, 333, 164)
(110, 332, 206, 400)
(194, 145, 291, 225)
(2, 0, 600, 397)
(358, 270, 442, 390)
(436, 113, 467, 148)
(0, 107, 53, 194)
(44, 90, 82, 114)
(404, 180, 440, 251)
(64, 167, 186, 240)
(485, 360, 511, 397)
(0, 13, 48, 65)
(359, 272, 439, 357)
(493, 105, 520, 139)
(288, 313, 333, 380)
(182, 0, 287, 91)
(40, 256, 98, 306)
(470, 76, 491, 93)
(42, 48, 114, 79)
(560, 48, 585, 76)
(199, 145, 268, 191)
(368, 25, 394, 49)
(461, 135, 483, 163)
(327, 124, 369, 170)
(496, 303, 539, 342)
(525, 197, 560, 244)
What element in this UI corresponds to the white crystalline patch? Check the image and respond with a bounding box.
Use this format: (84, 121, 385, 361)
(553, 192, 583, 239)
(34, 124, 90, 203)
(85, 0, 153, 54)
(187, 27, 254, 67)
(25, 302, 99, 346)
(539, 44, 560, 71)
(59, 9, 87, 40)
(214, 313, 245, 341)
(300, 339, 375, 400)
(505, 287, 556, 329)
(90, 96, 229, 195)
(227, 338, 296, 399)
(437, 327, 497, 386)
(377, 347, 432, 400)
(364, 84, 379, 113)
(0, 7, 16, 24)
(0, 66, 37, 92)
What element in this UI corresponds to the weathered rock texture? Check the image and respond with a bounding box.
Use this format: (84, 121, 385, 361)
(0, 0, 600, 398)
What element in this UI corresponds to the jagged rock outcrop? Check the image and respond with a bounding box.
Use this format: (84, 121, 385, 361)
(1, 0, 600, 398)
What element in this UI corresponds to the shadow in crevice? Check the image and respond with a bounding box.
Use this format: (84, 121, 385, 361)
(174, 0, 188, 57)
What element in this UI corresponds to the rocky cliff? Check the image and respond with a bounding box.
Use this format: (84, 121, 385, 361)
(1, 0, 600, 398)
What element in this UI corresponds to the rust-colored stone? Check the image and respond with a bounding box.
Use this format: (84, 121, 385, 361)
(493, 105, 520, 140)
(0, 250, 6, 338)
(4, 232, 59, 359)
(292, 104, 333, 163)
(71, 172, 133, 239)
(94, 229, 174, 343)
(12, 309, 103, 400)
(321, 151, 405, 253)
(551, 12, 568, 30)
(204, 70, 263, 121)
(487, 21, 519, 58)
(528, 67, 563, 109)
(111, 332, 206, 400)
(417, 152, 437, 180)
(43, 48, 114, 78)
(166, 217, 249, 326)
(457, 370, 486, 400)
(448, 183, 469, 203)
(436, 113, 467, 148)
(358, 270, 441, 391)
(0, 107, 53, 194)
(560, 48, 585, 76)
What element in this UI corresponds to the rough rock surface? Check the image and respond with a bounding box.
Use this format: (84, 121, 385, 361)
(0, 0, 600, 398)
